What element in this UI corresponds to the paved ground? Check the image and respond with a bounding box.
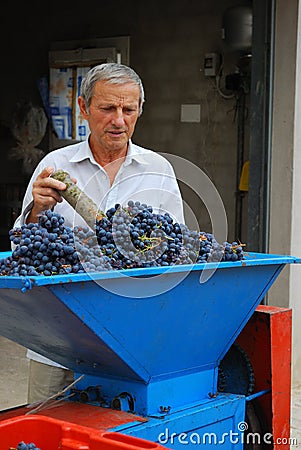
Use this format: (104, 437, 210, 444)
(0, 337, 300, 448)
(291, 386, 301, 447)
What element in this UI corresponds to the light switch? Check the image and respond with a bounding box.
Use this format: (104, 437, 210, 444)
(180, 104, 201, 123)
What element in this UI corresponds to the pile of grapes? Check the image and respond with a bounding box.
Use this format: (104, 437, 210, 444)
(0, 201, 245, 277)
(10, 442, 40, 450)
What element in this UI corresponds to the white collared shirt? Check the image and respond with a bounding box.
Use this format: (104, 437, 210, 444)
(15, 138, 185, 368)
(16, 139, 185, 229)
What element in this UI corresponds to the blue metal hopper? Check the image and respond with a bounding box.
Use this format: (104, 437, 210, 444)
(0, 251, 298, 416)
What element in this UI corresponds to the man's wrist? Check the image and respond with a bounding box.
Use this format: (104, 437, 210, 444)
(26, 205, 40, 224)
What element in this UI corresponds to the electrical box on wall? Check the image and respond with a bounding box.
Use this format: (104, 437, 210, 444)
(204, 52, 221, 77)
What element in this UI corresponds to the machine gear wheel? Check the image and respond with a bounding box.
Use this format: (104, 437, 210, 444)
(218, 343, 263, 450)
(244, 402, 263, 450)
(218, 342, 255, 396)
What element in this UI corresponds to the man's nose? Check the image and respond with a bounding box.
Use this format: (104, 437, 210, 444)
(111, 108, 125, 127)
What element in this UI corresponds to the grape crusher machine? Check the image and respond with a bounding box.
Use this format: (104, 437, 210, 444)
(0, 251, 298, 449)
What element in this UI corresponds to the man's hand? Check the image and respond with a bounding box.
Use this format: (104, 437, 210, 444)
(26, 167, 66, 224)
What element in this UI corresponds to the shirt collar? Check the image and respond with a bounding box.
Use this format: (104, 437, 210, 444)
(124, 141, 150, 166)
(69, 137, 150, 166)
(69, 138, 94, 163)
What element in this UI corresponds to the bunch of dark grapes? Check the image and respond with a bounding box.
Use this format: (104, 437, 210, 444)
(0, 201, 245, 277)
(10, 441, 41, 450)
(197, 233, 244, 263)
(95, 201, 180, 269)
(0, 210, 111, 277)
(94, 201, 245, 269)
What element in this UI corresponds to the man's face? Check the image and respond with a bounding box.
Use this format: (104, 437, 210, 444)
(78, 80, 141, 154)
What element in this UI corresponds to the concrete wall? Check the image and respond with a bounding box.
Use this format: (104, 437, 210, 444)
(269, 0, 298, 297)
(268, 0, 301, 388)
(290, 0, 301, 390)
(0, 0, 250, 243)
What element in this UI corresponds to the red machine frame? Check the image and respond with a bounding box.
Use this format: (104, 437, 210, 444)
(236, 304, 292, 449)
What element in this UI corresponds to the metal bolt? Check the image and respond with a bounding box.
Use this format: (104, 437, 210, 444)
(159, 405, 171, 413)
(208, 392, 218, 398)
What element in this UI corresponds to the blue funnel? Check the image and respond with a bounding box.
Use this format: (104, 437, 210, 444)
(0, 252, 298, 415)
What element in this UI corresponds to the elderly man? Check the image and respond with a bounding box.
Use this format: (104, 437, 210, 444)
(15, 63, 185, 403)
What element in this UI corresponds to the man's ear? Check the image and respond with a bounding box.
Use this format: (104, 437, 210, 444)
(78, 96, 89, 118)
(139, 100, 145, 117)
